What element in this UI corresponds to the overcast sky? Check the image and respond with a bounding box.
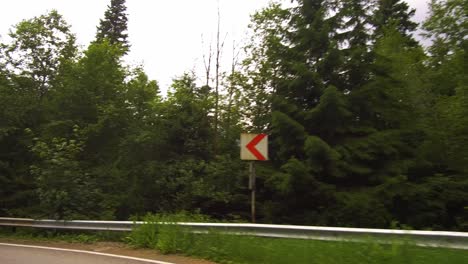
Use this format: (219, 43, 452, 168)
(0, 0, 430, 92)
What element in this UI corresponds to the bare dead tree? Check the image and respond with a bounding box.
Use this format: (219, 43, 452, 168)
(226, 39, 242, 137)
(213, 2, 227, 154)
(201, 34, 213, 87)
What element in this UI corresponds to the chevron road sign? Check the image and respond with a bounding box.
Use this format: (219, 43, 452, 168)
(240, 133, 268, 161)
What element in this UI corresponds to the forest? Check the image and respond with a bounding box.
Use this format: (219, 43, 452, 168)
(0, 0, 466, 231)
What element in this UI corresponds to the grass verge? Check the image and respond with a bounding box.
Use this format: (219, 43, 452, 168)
(127, 213, 468, 264)
(0, 226, 125, 244)
(2, 214, 467, 264)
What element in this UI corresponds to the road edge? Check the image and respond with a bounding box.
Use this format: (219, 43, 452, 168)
(0, 242, 176, 264)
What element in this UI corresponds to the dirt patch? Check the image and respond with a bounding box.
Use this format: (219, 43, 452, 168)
(0, 238, 217, 264)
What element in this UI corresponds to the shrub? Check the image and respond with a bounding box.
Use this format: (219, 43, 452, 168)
(127, 211, 209, 254)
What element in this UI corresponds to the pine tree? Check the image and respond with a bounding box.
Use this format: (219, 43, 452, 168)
(269, 0, 338, 157)
(335, 0, 375, 91)
(96, 0, 129, 53)
(243, 0, 434, 227)
(373, 0, 418, 45)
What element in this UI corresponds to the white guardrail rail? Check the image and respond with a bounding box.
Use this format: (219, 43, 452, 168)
(0, 217, 467, 249)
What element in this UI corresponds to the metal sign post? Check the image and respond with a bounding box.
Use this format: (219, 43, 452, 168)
(249, 161, 256, 223)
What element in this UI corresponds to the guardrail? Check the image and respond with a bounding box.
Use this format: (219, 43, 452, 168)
(0, 217, 467, 249)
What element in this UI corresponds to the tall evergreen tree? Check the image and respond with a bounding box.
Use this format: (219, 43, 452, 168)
(335, 0, 375, 91)
(96, 0, 130, 53)
(373, 0, 417, 43)
(243, 0, 438, 227)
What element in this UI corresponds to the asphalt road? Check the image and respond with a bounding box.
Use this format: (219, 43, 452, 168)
(0, 243, 174, 264)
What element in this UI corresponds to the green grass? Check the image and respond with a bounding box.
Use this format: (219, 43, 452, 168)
(0, 226, 125, 244)
(126, 212, 210, 253)
(128, 213, 468, 264)
(182, 234, 468, 264)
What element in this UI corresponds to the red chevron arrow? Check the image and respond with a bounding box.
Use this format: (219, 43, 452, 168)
(246, 134, 267, 160)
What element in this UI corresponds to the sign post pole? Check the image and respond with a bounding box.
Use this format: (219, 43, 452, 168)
(249, 161, 256, 223)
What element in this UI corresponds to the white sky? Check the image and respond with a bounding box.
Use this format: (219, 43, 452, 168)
(0, 0, 430, 93)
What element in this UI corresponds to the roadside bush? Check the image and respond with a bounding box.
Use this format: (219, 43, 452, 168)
(127, 211, 209, 254)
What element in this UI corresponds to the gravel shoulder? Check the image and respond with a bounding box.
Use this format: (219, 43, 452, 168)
(0, 237, 216, 264)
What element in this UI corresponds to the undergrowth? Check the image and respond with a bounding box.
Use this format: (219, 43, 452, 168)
(126, 211, 210, 253)
(0, 226, 124, 244)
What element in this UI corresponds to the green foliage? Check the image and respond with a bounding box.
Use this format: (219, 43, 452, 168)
(96, 0, 129, 53)
(0, 227, 125, 243)
(241, 0, 466, 230)
(373, 0, 418, 45)
(0, 61, 41, 217)
(304, 135, 341, 179)
(328, 191, 392, 227)
(305, 86, 352, 141)
(423, 0, 467, 52)
(163, 73, 214, 159)
(127, 212, 209, 254)
(271, 111, 306, 161)
(0, 10, 76, 99)
(125, 68, 160, 119)
(29, 126, 111, 219)
(1, 0, 467, 233)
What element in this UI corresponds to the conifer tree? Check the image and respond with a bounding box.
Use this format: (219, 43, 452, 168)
(96, 0, 129, 53)
(244, 0, 432, 226)
(373, 0, 418, 45)
(335, 0, 375, 91)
